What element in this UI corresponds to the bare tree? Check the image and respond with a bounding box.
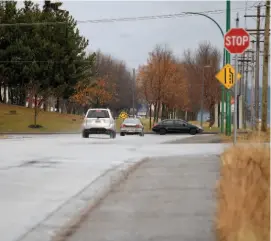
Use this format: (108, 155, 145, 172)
(93, 50, 134, 113)
(183, 41, 221, 126)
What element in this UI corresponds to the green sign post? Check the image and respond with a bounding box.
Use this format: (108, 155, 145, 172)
(225, 0, 232, 136)
(221, 50, 225, 134)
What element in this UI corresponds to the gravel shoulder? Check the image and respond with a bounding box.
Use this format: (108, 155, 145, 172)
(66, 155, 220, 241)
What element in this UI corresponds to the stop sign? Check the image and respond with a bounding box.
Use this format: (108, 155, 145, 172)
(224, 28, 250, 54)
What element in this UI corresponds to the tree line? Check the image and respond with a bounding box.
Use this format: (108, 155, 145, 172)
(137, 42, 221, 128)
(0, 0, 222, 127)
(0, 0, 134, 117)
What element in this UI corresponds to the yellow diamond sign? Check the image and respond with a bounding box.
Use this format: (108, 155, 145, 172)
(119, 111, 128, 119)
(215, 64, 242, 89)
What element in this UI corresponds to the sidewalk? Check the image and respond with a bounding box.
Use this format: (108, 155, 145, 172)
(65, 155, 220, 241)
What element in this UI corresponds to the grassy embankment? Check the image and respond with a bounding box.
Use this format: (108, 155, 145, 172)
(216, 133, 270, 241)
(0, 104, 83, 133)
(0, 103, 220, 133)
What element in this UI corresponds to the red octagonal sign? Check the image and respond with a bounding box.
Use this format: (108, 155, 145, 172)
(224, 28, 250, 54)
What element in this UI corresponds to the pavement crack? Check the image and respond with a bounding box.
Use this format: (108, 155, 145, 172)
(20, 158, 59, 168)
(0, 165, 20, 171)
(0, 157, 61, 171)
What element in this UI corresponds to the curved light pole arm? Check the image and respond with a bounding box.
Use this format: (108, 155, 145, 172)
(184, 12, 225, 37)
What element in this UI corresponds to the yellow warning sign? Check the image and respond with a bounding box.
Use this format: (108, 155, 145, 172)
(119, 111, 129, 119)
(215, 64, 242, 89)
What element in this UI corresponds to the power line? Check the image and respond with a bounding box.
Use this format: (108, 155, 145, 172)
(76, 6, 256, 24)
(0, 5, 256, 27)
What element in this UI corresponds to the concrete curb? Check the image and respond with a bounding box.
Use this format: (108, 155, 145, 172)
(18, 157, 149, 241)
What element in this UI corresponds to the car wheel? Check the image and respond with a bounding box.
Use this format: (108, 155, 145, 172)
(110, 131, 116, 139)
(139, 132, 144, 137)
(82, 132, 89, 138)
(159, 128, 167, 135)
(189, 128, 197, 135)
(120, 132, 125, 136)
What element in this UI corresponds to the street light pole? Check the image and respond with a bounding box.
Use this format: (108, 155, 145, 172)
(200, 68, 205, 127)
(200, 65, 211, 127)
(221, 49, 226, 133)
(132, 68, 136, 117)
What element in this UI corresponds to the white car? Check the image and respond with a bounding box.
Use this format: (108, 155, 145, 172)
(120, 118, 144, 136)
(82, 108, 116, 138)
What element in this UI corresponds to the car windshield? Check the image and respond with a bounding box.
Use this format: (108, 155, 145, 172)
(123, 118, 139, 124)
(87, 110, 109, 118)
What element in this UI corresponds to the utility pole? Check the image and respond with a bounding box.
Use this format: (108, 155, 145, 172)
(236, 53, 251, 129)
(245, 4, 264, 128)
(239, 53, 245, 94)
(244, 51, 249, 129)
(255, 5, 261, 125)
(250, 43, 255, 129)
(132, 68, 136, 117)
(244, 4, 268, 129)
(241, 52, 247, 129)
(238, 54, 245, 129)
(261, 0, 270, 132)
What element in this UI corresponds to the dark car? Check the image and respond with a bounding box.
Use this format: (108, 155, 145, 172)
(152, 119, 203, 135)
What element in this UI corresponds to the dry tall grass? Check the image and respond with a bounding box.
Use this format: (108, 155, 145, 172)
(216, 143, 270, 241)
(221, 129, 270, 143)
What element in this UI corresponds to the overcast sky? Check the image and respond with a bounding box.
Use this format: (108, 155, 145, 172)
(60, 1, 265, 68)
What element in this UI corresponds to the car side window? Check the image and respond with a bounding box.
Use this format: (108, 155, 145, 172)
(162, 120, 174, 125)
(175, 120, 184, 125)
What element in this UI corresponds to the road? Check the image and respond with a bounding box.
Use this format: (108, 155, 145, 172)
(0, 134, 228, 241)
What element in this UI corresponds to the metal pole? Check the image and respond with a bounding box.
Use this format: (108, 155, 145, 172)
(226, 0, 231, 136)
(255, 5, 261, 125)
(132, 68, 135, 117)
(200, 68, 205, 127)
(243, 52, 249, 129)
(185, 12, 224, 37)
(233, 13, 239, 145)
(221, 50, 226, 133)
(251, 41, 255, 129)
(261, 0, 270, 132)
